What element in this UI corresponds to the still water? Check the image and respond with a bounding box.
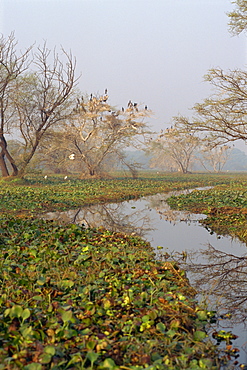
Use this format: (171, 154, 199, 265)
(42, 188, 247, 368)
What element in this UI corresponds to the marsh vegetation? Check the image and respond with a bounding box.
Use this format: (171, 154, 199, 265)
(0, 173, 247, 369)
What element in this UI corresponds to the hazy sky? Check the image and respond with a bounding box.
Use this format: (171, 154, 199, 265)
(1, 0, 247, 147)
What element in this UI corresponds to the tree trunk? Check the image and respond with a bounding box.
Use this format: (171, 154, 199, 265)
(0, 134, 19, 177)
(18, 135, 42, 177)
(4, 150, 19, 176)
(0, 153, 9, 177)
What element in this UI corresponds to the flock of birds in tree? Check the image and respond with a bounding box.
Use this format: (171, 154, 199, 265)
(67, 89, 150, 163)
(75, 89, 148, 115)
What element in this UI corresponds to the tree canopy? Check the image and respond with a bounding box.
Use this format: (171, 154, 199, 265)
(0, 34, 153, 178)
(175, 68, 247, 146)
(172, 3, 247, 150)
(0, 34, 78, 177)
(227, 0, 247, 35)
(148, 126, 200, 173)
(40, 93, 152, 177)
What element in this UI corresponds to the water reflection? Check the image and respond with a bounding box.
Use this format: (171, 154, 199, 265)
(41, 188, 246, 275)
(43, 201, 154, 237)
(41, 188, 247, 368)
(42, 188, 207, 239)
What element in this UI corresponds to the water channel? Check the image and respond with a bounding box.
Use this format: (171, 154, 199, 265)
(42, 188, 247, 369)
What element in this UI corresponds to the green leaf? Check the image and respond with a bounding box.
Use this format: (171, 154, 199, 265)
(4, 308, 10, 317)
(40, 353, 52, 364)
(156, 322, 166, 333)
(141, 315, 150, 322)
(36, 276, 46, 285)
(44, 345, 56, 356)
(86, 351, 99, 365)
(11, 305, 23, 318)
(21, 325, 33, 338)
(100, 358, 117, 369)
(61, 309, 73, 323)
(103, 299, 111, 309)
(196, 310, 208, 321)
(199, 358, 213, 368)
(166, 329, 176, 338)
(59, 279, 74, 289)
(193, 330, 207, 341)
(32, 295, 43, 301)
(66, 353, 82, 367)
(22, 308, 31, 321)
(24, 364, 42, 370)
(86, 340, 96, 350)
(177, 293, 186, 301)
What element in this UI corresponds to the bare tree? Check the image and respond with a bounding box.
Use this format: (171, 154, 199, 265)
(199, 144, 232, 173)
(12, 43, 78, 177)
(148, 124, 200, 173)
(43, 93, 152, 177)
(0, 33, 32, 177)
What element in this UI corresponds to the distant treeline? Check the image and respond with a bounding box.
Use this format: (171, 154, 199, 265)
(124, 148, 247, 172)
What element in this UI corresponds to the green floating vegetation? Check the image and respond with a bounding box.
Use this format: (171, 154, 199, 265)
(1, 173, 245, 369)
(167, 182, 247, 243)
(0, 173, 235, 217)
(0, 216, 220, 369)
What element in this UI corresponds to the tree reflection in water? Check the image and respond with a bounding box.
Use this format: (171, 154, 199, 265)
(166, 244, 247, 369)
(41, 190, 247, 367)
(175, 245, 247, 323)
(41, 189, 205, 238)
(42, 202, 154, 238)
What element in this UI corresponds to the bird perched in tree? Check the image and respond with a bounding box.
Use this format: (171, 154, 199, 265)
(80, 104, 86, 112)
(69, 153, 75, 160)
(102, 93, 108, 102)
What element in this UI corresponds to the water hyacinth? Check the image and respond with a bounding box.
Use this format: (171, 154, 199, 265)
(0, 172, 244, 368)
(0, 216, 221, 369)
